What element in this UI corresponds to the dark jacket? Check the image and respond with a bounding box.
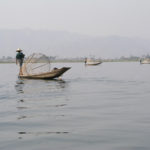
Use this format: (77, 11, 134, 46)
(16, 52, 25, 60)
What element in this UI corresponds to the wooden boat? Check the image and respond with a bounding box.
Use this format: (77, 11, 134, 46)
(19, 67, 70, 79)
(85, 62, 101, 65)
(140, 58, 150, 64)
(85, 58, 102, 66)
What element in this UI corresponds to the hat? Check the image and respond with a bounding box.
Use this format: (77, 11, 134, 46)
(16, 48, 22, 52)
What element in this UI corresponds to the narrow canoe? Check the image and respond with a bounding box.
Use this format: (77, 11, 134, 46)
(19, 67, 70, 79)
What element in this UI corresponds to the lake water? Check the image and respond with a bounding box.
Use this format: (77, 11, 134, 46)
(0, 62, 150, 150)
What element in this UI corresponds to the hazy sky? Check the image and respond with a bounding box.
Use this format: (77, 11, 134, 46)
(0, 0, 150, 39)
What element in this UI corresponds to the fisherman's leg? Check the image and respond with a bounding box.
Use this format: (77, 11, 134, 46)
(19, 60, 23, 75)
(19, 67, 23, 75)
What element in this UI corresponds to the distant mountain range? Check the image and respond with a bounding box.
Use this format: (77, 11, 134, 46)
(0, 29, 150, 58)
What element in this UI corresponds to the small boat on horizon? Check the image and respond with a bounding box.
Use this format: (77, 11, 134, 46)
(84, 58, 102, 65)
(140, 58, 150, 64)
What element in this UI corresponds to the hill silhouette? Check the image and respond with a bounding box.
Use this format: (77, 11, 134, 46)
(0, 29, 150, 58)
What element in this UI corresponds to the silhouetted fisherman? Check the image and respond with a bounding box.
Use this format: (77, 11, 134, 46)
(16, 48, 25, 75)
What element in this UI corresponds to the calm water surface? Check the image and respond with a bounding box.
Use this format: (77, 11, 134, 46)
(0, 62, 150, 150)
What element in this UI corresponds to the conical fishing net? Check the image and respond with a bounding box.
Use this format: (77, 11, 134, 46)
(22, 53, 51, 76)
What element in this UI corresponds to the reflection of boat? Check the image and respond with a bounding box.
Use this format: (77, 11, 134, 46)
(85, 58, 102, 65)
(140, 58, 150, 64)
(19, 67, 70, 79)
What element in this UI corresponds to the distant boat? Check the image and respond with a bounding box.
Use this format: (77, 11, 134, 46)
(85, 58, 102, 65)
(140, 58, 150, 64)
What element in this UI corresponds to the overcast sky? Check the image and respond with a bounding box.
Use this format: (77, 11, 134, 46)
(0, 0, 150, 39)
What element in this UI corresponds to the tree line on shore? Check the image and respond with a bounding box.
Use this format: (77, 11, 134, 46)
(1, 54, 150, 63)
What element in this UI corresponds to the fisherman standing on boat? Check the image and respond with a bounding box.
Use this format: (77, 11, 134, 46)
(16, 48, 25, 75)
(85, 57, 87, 64)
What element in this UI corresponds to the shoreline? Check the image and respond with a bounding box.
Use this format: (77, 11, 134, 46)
(0, 60, 140, 64)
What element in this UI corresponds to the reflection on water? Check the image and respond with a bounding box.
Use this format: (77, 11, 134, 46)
(15, 78, 67, 94)
(17, 115, 27, 120)
(15, 79, 24, 94)
(18, 131, 69, 135)
(14, 78, 69, 141)
(16, 106, 28, 109)
(18, 99, 24, 102)
(17, 131, 69, 140)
